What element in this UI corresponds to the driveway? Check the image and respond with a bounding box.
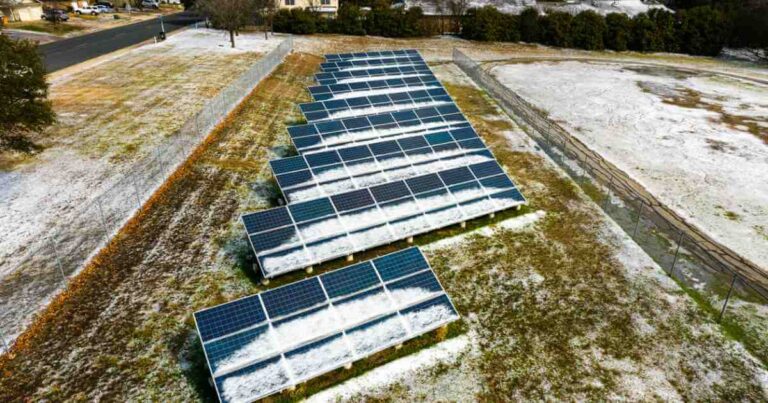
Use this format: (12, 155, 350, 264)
(38, 11, 202, 72)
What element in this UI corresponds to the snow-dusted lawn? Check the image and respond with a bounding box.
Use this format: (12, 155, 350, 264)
(491, 61, 768, 272)
(0, 28, 280, 342)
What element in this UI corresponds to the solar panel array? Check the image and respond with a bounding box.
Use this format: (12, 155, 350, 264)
(244, 49, 526, 279)
(271, 127, 496, 203)
(299, 87, 454, 122)
(315, 63, 432, 86)
(195, 247, 460, 403)
(308, 74, 441, 101)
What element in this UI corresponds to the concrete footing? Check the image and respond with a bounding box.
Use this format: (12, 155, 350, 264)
(395, 343, 403, 350)
(460, 221, 467, 229)
(406, 236, 414, 244)
(515, 205, 521, 211)
(344, 362, 353, 370)
(306, 266, 313, 274)
(490, 212, 495, 218)
(261, 278, 270, 286)
(346, 254, 354, 262)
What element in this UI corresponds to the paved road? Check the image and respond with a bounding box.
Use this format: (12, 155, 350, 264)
(39, 12, 202, 73)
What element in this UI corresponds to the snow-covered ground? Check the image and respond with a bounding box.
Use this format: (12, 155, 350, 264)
(0, 28, 280, 343)
(491, 61, 768, 273)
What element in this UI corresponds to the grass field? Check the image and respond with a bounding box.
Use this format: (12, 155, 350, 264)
(0, 35, 766, 401)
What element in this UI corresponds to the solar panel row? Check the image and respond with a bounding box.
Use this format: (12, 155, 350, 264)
(194, 247, 459, 403)
(271, 127, 496, 203)
(315, 63, 432, 86)
(319, 55, 424, 73)
(308, 74, 441, 101)
(324, 49, 420, 62)
(288, 104, 470, 154)
(243, 160, 524, 278)
(299, 87, 454, 122)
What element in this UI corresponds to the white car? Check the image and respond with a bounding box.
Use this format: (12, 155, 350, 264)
(95, 5, 113, 13)
(75, 6, 101, 15)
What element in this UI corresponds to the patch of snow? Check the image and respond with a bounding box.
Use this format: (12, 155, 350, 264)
(492, 61, 768, 272)
(336, 73, 426, 85)
(219, 359, 290, 403)
(327, 84, 442, 101)
(285, 335, 353, 380)
(306, 334, 472, 403)
(424, 210, 546, 251)
(324, 100, 452, 121)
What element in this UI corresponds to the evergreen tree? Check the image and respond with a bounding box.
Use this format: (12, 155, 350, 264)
(519, 7, 541, 43)
(540, 11, 572, 48)
(571, 10, 606, 50)
(678, 6, 728, 56)
(604, 13, 632, 51)
(335, 3, 366, 35)
(0, 35, 55, 153)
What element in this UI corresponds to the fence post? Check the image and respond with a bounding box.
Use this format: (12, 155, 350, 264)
(49, 236, 67, 282)
(603, 176, 614, 210)
(632, 200, 645, 239)
(670, 230, 685, 274)
(718, 275, 737, 323)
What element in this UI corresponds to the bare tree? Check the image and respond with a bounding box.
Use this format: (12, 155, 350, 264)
(195, 0, 256, 48)
(253, 0, 277, 39)
(447, 0, 469, 33)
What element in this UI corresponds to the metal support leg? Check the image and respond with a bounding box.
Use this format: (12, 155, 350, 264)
(670, 230, 685, 275)
(718, 275, 737, 323)
(632, 200, 645, 239)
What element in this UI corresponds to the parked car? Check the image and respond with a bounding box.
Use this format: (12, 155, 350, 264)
(41, 9, 70, 22)
(94, 5, 113, 13)
(140, 0, 160, 9)
(75, 6, 101, 15)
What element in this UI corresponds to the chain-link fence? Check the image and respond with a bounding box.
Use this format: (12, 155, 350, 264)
(0, 35, 293, 354)
(453, 48, 768, 363)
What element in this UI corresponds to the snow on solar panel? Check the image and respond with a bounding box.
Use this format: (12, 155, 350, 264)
(271, 127, 497, 203)
(288, 104, 470, 154)
(324, 49, 420, 62)
(299, 87, 454, 122)
(194, 247, 460, 403)
(319, 55, 424, 73)
(308, 74, 441, 102)
(315, 64, 432, 86)
(243, 160, 525, 278)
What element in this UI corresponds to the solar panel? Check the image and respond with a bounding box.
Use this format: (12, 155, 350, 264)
(288, 104, 470, 154)
(244, 160, 525, 278)
(299, 87, 453, 122)
(315, 64, 433, 86)
(320, 55, 425, 73)
(308, 74, 441, 102)
(270, 128, 497, 203)
(324, 49, 420, 62)
(194, 247, 460, 403)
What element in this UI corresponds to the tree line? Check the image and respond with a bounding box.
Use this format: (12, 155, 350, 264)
(460, 4, 767, 57)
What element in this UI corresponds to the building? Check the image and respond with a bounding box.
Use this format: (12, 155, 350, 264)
(1, 0, 43, 22)
(278, 0, 338, 15)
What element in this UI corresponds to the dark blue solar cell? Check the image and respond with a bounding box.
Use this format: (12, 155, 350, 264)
(450, 181, 482, 197)
(432, 142, 460, 153)
(270, 156, 308, 174)
(330, 83, 349, 92)
(369, 80, 389, 89)
(403, 76, 422, 84)
(293, 135, 322, 150)
(288, 124, 318, 139)
(387, 270, 442, 295)
(288, 198, 336, 223)
(406, 173, 444, 194)
(397, 135, 429, 150)
(276, 170, 313, 188)
(331, 189, 375, 212)
(304, 111, 329, 122)
(439, 167, 475, 186)
(425, 132, 453, 145)
(194, 295, 266, 342)
(309, 86, 328, 95)
(316, 120, 345, 134)
(300, 102, 325, 113)
(450, 127, 477, 141)
(370, 181, 411, 203)
(392, 110, 418, 122)
(400, 294, 456, 319)
(261, 277, 326, 318)
(386, 78, 405, 86)
(409, 90, 429, 99)
(420, 116, 444, 124)
(389, 92, 411, 102)
(442, 113, 466, 123)
(338, 145, 372, 161)
(459, 138, 486, 150)
(204, 323, 271, 374)
(346, 97, 371, 107)
(250, 226, 298, 252)
(316, 72, 332, 81)
(480, 175, 514, 190)
(368, 94, 390, 104)
(374, 247, 429, 282)
(242, 207, 292, 234)
(470, 161, 504, 178)
(325, 99, 347, 110)
(342, 117, 369, 130)
(491, 188, 525, 203)
(305, 151, 341, 167)
(348, 82, 368, 90)
(368, 113, 395, 126)
(369, 140, 400, 156)
(427, 88, 448, 97)
(415, 107, 439, 119)
(436, 104, 460, 115)
(321, 261, 379, 298)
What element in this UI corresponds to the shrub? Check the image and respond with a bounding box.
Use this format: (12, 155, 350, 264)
(604, 13, 632, 51)
(571, 10, 605, 50)
(540, 11, 572, 48)
(519, 7, 541, 43)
